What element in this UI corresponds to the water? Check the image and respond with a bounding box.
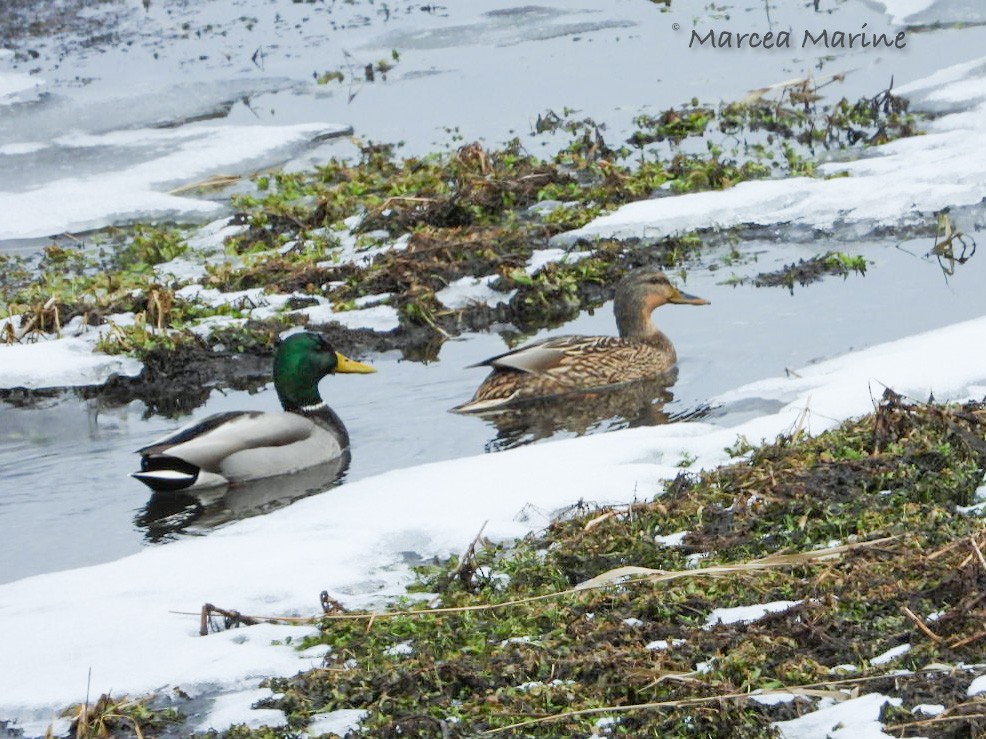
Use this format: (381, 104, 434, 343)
(2, 235, 984, 583)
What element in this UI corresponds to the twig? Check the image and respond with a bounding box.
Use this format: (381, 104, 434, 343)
(199, 603, 260, 636)
(84, 666, 92, 729)
(452, 520, 489, 584)
(900, 605, 943, 644)
(481, 691, 759, 734)
(885, 700, 986, 731)
(927, 537, 967, 560)
(15, 311, 37, 342)
(949, 628, 986, 650)
(168, 174, 242, 195)
(970, 535, 986, 573)
(178, 538, 894, 628)
(342, 49, 362, 103)
(584, 510, 617, 531)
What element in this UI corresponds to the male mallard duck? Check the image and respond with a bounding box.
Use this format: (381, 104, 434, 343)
(453, 268, 709, 413)
(132, 332, 375, 492)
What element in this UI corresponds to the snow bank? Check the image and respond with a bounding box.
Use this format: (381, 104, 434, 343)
(557, 57, 986, 245)
(0, 71, 43, 105)
(875, 0, 937, 25)
(0, 122, 348, 241)
(0, 334, 142, 389)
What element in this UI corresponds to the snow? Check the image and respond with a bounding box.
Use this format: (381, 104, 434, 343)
(383, 640, 415, 656)
(0, 122, 349, 241)
(0, 334, 142, 389)
(956, 501, 986, 516)
(316, 232, 411, 268)
(291, 302, 401, 333)
(715, 314, 986, 437)
(354, 292, 394, 308)
(913, 703, 945, 716)
(685, 552, 710, 568)
(875, 0, 938, 25)
(704, 600, 802, 629)
(870, 643, 912, 665)
(750, 692, 799, 706)
(308, 709, 368, 737)
(968, 675, 986, 696)
(654, 531, 689, 547)
(0, 71, 43, 105)
(645, 639, 685, 651)
(773, 693, 902, 739)
(525, 248, 592, 275)
(558, 57, 986, 246)
(435, 275, 515, 309)
(194, 687, 287, 733)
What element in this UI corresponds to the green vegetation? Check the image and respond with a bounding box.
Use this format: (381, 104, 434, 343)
(315, 49, 401, 88)
(61, 692, 182, 738)
(179, 392, 985, 738)
(1, 81, 920, 371)
(723, 250, 869, 292)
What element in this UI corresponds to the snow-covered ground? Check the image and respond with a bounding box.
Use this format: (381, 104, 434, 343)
(3, 1, 986, 736)
(0, 332, 142, 390)
(0, 238, 585, 389)
(0, 122, 349, 241)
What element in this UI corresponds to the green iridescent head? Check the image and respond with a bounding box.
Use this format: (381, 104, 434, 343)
(273, 332, 375, 410)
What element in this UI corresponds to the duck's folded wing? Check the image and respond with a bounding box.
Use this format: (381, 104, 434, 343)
(475, 336, 633, 375)
(471, 336, 579, 374)
(138, 411, 314, 471)
(137, 412, 255, 455)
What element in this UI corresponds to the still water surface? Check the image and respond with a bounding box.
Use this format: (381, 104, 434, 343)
(2, 237, 983, 584)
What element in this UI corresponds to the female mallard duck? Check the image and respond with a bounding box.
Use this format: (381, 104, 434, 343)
(132, 332, 375, 492)
(453, 268, 708, 413)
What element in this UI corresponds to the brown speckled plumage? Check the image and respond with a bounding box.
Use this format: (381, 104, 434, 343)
(453, 268, 709, 413)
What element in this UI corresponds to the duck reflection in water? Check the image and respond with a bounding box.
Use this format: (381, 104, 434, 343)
(478, 372, 678, 451)
(136, 455, 349, 541)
